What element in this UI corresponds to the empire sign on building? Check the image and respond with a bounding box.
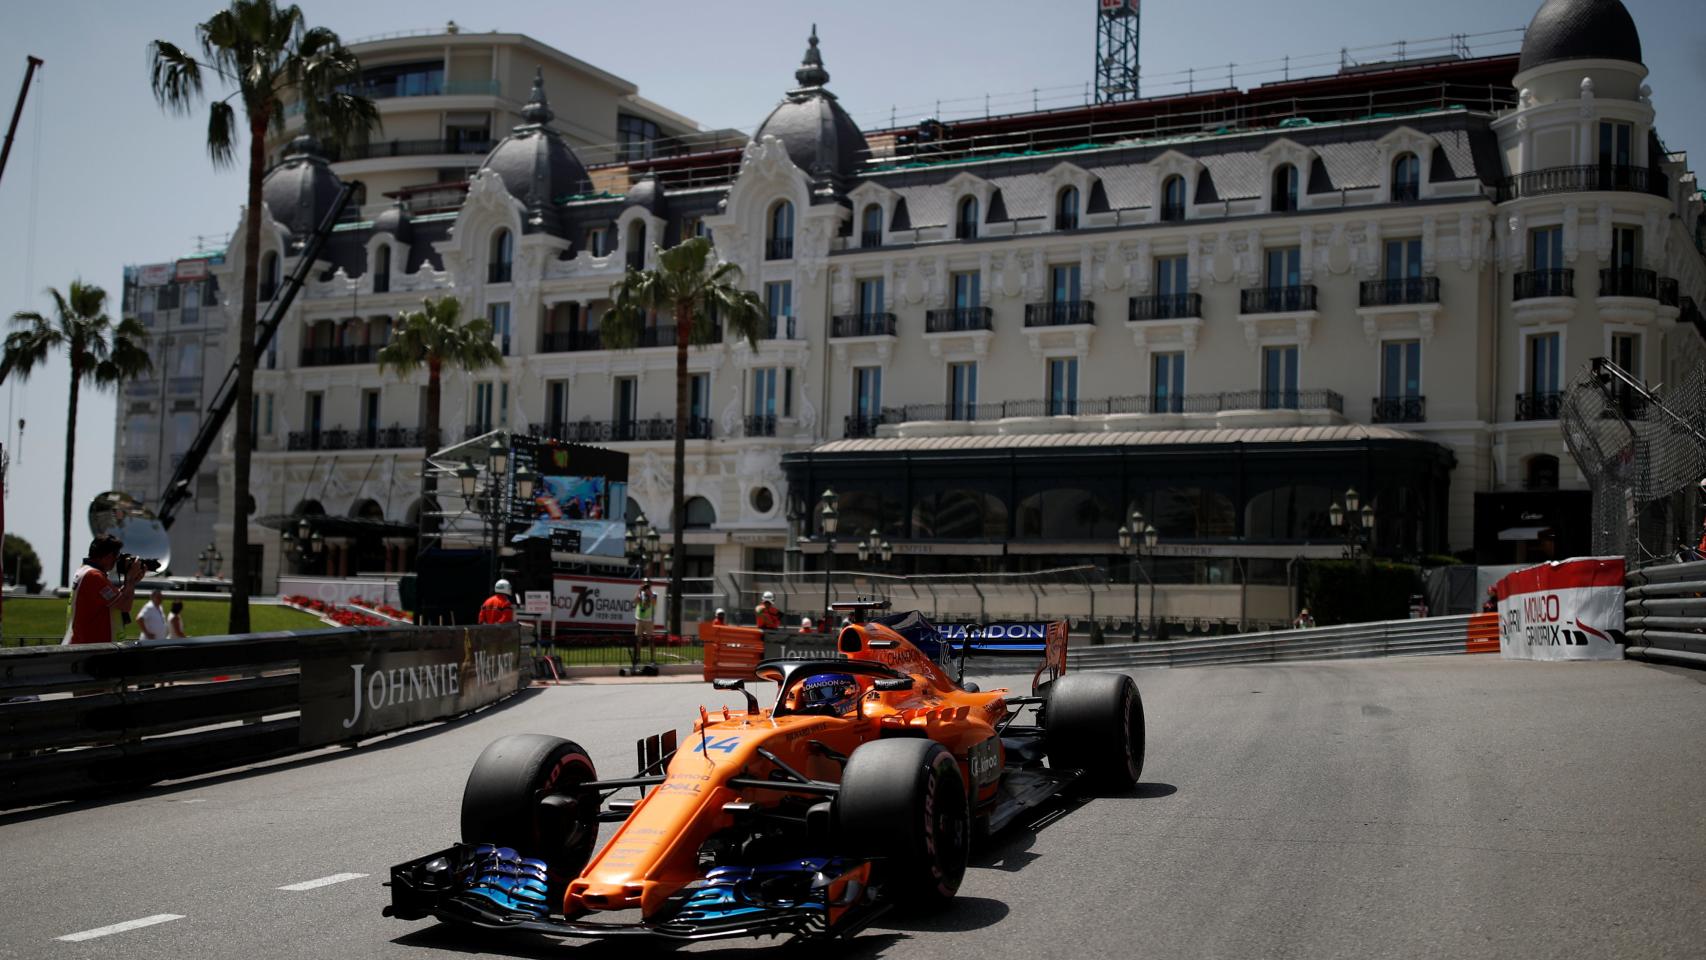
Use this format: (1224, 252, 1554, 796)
(115, 0, 1706, 604)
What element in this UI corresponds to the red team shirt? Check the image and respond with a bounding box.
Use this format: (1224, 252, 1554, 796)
(64, 566, 121, 645)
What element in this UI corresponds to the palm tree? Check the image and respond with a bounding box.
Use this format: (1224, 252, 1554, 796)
(376, 296, 504, 536)
(149, 0, 378, 632)
(1, 282, 151, 586)
(604, 236, 767, 639)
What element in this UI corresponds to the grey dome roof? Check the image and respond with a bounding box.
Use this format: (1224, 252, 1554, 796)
(1518, 0, 1642, 73)
(262, 135, 344, 239)
(753, 26, 868, 190)
(372, 203, 413, 242)
(478, 67, 588, 235)
(623, 176, 667, 216)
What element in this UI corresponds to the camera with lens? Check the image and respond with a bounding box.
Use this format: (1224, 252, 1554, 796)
(118, 553, 162, 581)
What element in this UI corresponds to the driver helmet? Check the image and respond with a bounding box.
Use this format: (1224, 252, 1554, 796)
(798, 673, 859, 717)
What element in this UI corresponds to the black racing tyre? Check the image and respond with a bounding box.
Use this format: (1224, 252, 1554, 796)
(833, 738, 969, 911)
(460, 734, 600, 883)
(1042, 672, 1145, 791)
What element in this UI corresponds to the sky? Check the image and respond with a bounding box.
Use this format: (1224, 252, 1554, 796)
(1, 0, 1703, 584)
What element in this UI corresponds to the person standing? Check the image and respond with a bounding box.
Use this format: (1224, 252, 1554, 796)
(478, 579, 516, 625)
(1292, 608, 1316, 629)
(633, 580, 657, 664)
(167, 600, 188, 638)
(798, 616, 815, 634)
(137, 589, 168, 641)
(754, 591, 782, 630)
(64, 535, 142, 645)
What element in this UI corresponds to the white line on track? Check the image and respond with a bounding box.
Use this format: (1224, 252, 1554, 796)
(277, 872, 369, 892)
(57, 914, 184, 942)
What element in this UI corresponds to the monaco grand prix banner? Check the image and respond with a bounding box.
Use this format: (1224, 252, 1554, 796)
(1494, 557, 1626, 661)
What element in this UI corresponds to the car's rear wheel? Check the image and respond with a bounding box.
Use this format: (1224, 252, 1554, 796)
(461, 734, 600, 890)
(833, 738, 969, 912)
(1042, 672, 1145, 791)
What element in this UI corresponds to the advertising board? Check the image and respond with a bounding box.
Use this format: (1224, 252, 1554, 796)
(1494, 557, 1626, 661)
(551, 575, 665, 630)
(298, 626, 523, 744)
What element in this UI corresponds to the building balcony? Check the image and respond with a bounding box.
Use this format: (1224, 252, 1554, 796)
(487, 262, 512, 284)
(336, 137, 493, 162)
(1512, 269, 1573, 301)
(1024, 301, 1095, 327)
(637, 325, 722, 348)
(1515, 391, 1563, 422)
(1497, 164, 1668, 203)
(844, 414, 887, 438)
(744, 414, 778, 437)
(540, 329, 603, 353)
(1658, 277, 1679, 307)
(830, 312, 897, 338)
(1360, 277, 1438, 307)
(925, 307, 993, 333)
(764, 237, 793, 261)
(762, 316, 798, 340)
(883, 389, 1344, 423)
(299, 345, 379, 367)
(1159, 203, 1186, 222)
(1128, 293, 1202, 321)
(1371, 395, 1426, 423)
(1598, 267, 1658, 300)
(531, 417, 712, 444)
(1240, 285, 1318, 314)
(286, 426, 423, 451)
(1391, 182, 1421, 203)
(860, 230, 882, 248)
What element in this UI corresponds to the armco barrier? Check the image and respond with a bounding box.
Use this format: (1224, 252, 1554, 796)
(0, 624, 524, 809)
(1623, 559, 1706, 668)
(1066, 614, 1488, 672)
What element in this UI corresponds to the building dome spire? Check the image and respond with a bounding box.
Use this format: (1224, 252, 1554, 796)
(794, 24, 829, 88)
(520, 66, 553, 126)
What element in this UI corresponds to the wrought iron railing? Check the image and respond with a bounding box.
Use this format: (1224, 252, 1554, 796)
(287, 426, 423, 451)
(530, 418, 712, 443)
(881, 389, 1344, 423)
(1598, 267, 1657, 299)
(1513, 269, 1573, 300)
(1128, 293, 1202, 321)
(765, 237, 793, 260)
(1658, 277, 1679, 307)
(843, 414, 886, 438)
(298, 345, 379, 366)
(336, 137, 493, 161)
(1371, 395, 1427, 423)
(860, 230, 882, 248)
(763, 316, 798, 340)
(1360, 277, 1439, 307)
(540, 329, 602, 352)
(487, 262, 512, 284)
(1159, 203, 1186, 222)
(1391, 182, 1420, 202)
(830, 313, 897, 338)
(925, 307, 993, 332)
(744, 414, 778, 437)
(1024, 301, 1095, 326)
(1497, 164, 1669, 202)
(1240, 285, 1318, 313)
(1515, 391, 1563, 421)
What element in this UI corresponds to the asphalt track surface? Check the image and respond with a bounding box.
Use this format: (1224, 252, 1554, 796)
(4, 657, 1704, 960)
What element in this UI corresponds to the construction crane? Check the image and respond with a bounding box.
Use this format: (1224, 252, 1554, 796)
(1095, 0, 1141, 103)
(0, 56, 43, 189)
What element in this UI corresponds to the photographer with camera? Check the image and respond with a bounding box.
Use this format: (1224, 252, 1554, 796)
(63, 534, 144, 646)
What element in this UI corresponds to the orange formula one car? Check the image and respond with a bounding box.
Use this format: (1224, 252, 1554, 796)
(385, 603, 1145, 943)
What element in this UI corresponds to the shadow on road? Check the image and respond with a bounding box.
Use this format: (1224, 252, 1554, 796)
(0, 686, 547, 827)
(393, 922, 911, 959)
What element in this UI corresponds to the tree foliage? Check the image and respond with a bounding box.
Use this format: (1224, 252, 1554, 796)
(4, 533, 45, 594)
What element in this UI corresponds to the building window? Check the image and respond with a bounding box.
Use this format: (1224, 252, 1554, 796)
(1610, 226, 1639, 271)
(361, 389, 380, 445)
(614, 377, 638, 428)
(1050, 264, 1081, 303)
(488, 302, 511, 356)
(139, 288, 157, 325)
(182, 283, 200, 325)
(767, 201, 794, 260)
(1055, 186, 1080, 231)
(1271, 163, 1299, 212)
(1266, 247, 1302, 288)
(586, 227, 610, 257)
(853, 366, 882, 418)
(355, 60, 442, 98)
(1385, 238, 1422, 279)
(752, 367, 778, 419)
(260, 251, 280, 301)
(948, 362, 978, 420)
(1610, 332, 1640, 378)
(861, 204, 883, 247)
(764, 281, 792, 338)
(1392, 153, 1421, 202)
(1153, 352, 1185, 413)
(956, 195, 979, 240)
(1262, 345, 1299, 409)
(1381, 340, 1421, 400)
(681, 215, 707, 240)
(547, 379, 569, 433)
(617, 113, 661, 162)
(1046, 357, 1078, 416)
(1155, 255, 1187, 296)
(689, 373, 709, 424)
(307, 391, 324, 440)
(1528, 332, 1561, 396)
(857, 277, 885, 316)
(1526, 454, 1560, 491)
(488, 229, 513, 284)
(1598, 120, 1632, 187)
(1531, 226, 1563, 272)
(1161, 174, 1186, 221)
(374, 245, 391, 292)
(473, 382, 495, 433)
(951, 270, 980, 309)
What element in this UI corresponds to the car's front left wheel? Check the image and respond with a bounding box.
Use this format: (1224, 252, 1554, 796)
(460, 734, 600, 887)
(833, 738, 969, 911)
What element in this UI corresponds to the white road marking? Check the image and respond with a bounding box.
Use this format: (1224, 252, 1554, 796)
(170, 798, 207, 804)
(56, 914, 184, 942)
(277, 872, 368, 892)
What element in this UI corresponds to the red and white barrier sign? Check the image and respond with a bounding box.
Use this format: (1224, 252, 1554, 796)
(1494, 557, 1625, 661)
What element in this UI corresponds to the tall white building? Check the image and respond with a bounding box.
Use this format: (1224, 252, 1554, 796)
(196, 0, 1703, 607)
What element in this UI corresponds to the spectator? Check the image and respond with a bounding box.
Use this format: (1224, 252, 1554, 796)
(137, 589, 168, 641)
(798, 616, 815, 634)
(816, 615, 830, 634)
(168, 600, 188, 638)
(1292, 608, 1316, 629)
(478, 579, 516, 624)
(711, 608, 727, 626)
(754, 591, 782, 630)
(63, 534, 142, 645)
(633, 580, 657, 664)
(1481, 588, 1499, 613)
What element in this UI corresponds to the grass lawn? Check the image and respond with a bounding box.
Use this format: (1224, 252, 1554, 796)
(2, 596, 329, 646)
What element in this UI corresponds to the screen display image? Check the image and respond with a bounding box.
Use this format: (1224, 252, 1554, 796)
(516, 475, 624, 557)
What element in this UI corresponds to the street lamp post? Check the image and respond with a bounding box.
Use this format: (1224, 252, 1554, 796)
(1118, 510, 1159, 640)
(458, 440, 536, 590)
(855, 528, 893, 570)
(1328, 486, 1376, 563)
(819, 489, 839, 620)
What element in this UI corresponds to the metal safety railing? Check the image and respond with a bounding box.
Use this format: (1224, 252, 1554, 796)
(1067, 614, 1481, 671)
(1623, 559, 1706, 668)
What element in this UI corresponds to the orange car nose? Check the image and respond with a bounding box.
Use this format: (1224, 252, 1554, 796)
(567, 879, 649, 911)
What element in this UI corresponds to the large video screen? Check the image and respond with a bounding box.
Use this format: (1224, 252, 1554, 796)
(508, 436, 628, 557)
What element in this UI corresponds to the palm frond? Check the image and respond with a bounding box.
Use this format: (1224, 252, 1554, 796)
(148, 40, 204, 112)
(206, 100, 238, 168)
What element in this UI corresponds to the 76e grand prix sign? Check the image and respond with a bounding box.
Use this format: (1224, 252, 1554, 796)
(549, 575, 664, 628)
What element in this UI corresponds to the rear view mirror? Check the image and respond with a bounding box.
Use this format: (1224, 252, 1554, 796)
(872, 677, 914, 692)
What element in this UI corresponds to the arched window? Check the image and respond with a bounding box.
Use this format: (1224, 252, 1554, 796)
(625, 220, 646, 270)
(1016, 487, 1111, 539)
(260, 251, 280, 300)
(1392, 153, 1421, 202)
(1055, 186, 1080, 231)
(1161, 174, 1186, 221)
(373, 245, 391, 293)
(910, 488, 1008, 540)
(860, 204, 883, 246)
(489, 228, 513, 283)
(682, 496, 716, 529)
(956, 196, 979, 240)
(1271, 164, 1299, 212)
(766, 201, 794, 260)
(1525, 454, 1559, 491)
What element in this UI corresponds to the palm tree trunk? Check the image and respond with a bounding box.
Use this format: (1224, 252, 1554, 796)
(668, 302, 689, 640)
(59, 358, 80, 587)
(421, 358, 442, 538)
(227, 118, 267, 634)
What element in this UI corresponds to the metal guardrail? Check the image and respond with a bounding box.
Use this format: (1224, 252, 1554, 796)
(1623, 560, 1706, 668)
(0, 625, 524, 809)
(1066, 614, 1477, 670)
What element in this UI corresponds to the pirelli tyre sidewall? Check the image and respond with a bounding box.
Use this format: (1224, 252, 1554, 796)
(460, 734, 600, 895)
(833, 738, 970, 911)
(1042, 672, 1146, 791)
